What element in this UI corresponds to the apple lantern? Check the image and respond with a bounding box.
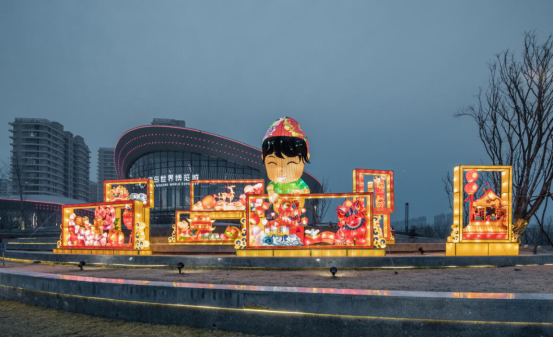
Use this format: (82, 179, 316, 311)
(465, 170, 479, 182)
(464, 182, 478, 195)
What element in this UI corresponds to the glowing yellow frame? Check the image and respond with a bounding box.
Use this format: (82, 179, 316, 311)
(54, 200, 152, 256)
(168, 179, 265, 245)
(104, 179, 155, 207)
(353, 169, 395, 244)
(55, 179, 154, 255)
(170, 210, 244, 245)
(237, 192, 385, 257)
(446, 165, 517, 256)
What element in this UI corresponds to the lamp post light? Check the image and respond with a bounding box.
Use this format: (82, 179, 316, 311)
(405, 203, 409, 233)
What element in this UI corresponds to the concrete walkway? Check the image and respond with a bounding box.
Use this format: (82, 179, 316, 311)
(0, 267, 551, 336)
(4, 250, 553, 269)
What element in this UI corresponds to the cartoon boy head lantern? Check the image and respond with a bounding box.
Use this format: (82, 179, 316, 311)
(262, 117, 311, 202)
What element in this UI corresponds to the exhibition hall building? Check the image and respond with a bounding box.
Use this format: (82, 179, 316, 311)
(114, 123, 322, 224)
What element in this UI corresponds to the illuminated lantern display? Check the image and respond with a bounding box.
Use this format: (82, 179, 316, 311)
(236, 193, 384, 257)
(168, 179, 265, 245)
(446, 166, 517, 256)
(353, 169, 395, 244)
(235, 117, 386, 257)
(54, 179, 154, 255)
(262, 117, 311, 202)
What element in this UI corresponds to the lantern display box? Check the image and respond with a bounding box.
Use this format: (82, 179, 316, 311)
(170, 211, 243, 245)
(235, 193, 387, 257)
(168, 179, 264, 245)
(54, 178, 154, 256)
(353, 169, 395, 244)
(446, 166, 517, 256)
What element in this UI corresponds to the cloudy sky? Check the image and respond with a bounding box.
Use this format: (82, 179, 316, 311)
(0, 0, 551, 222)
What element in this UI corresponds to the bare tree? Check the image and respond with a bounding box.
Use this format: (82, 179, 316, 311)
(442, 171, 453, 212)
(10, 153, 27, 230)
(307, 177, 331, 225)
(455, 32, 553, 241)
(0, 162, 9, 199)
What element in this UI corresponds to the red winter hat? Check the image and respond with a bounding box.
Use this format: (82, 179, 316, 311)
(262, 117, 309, 152)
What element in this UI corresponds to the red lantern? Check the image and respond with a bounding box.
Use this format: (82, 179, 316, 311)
(122, 209, 133, 230)
(464, 182, 478, 195)
(465, 170, 479, 182)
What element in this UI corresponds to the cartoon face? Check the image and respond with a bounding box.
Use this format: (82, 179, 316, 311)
(337, 199, 367, 230)
(277, 199, 301, 225)
(264, 154, 306, 183)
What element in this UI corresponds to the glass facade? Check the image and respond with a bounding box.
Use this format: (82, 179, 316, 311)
(128, 151, 266, 224)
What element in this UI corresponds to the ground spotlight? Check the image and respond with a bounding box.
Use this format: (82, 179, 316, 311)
(418, 247, 425, 255)
(177, 262, 185, 274)
(78, 261, 86, 271)
(330, 266, 337, 277)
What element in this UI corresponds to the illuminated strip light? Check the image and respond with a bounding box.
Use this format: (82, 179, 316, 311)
(116, 125, 262, 154)
(0, 284, 549, 327)
(120, 141, 261, 177)
(0, 198, 63, 206)
(2, 257, 166, 269)
(115, 134, 258, 170)
(113, 128, 322, 186)
(115, 129, 263, 176)
(4, 256, 552, 276)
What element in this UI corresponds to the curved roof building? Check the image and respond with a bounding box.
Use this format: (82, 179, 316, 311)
(114, 122, 322, 224)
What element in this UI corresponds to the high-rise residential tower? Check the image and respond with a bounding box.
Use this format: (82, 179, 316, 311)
(9, 118, 90, 200)
(97, 147, 116, 201)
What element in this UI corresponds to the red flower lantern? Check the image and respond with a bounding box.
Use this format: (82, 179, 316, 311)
(464, 182, 478, 195)
(465, 170, 479, 182)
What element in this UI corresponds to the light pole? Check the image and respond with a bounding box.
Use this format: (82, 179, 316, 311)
(405, 202, 409, 233)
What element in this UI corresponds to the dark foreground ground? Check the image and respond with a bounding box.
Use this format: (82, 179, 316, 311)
(0, 299, 266, 337)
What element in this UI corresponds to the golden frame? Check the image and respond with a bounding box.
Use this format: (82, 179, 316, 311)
(446, 165, 517, 256)
(353, 169, 394, 243)
(236, 192, 385, 257)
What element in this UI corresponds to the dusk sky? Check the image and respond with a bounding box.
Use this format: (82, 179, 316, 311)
(1, 1, 552, 222)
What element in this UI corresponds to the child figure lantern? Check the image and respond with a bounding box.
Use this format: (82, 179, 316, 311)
(235, 117, 385, 257)
(262, 117, 311, 242)
(262, 117, 311, 200)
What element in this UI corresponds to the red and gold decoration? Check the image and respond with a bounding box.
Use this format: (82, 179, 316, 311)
(236, 118, 386, 257)
(353, 169, 394, 244)
(236, 193, 385, 257)
(55, 179, 154, 255)
(446, 166, 517, 256)
(168, 179, 265, 245)
(104, 179, 155, 208)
